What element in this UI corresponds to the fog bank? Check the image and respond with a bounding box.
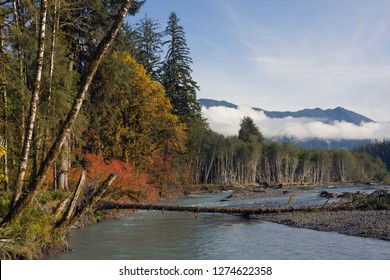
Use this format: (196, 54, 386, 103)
(201, 105, 390, 140)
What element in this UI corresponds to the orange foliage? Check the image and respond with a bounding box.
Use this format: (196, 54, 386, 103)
(84, 153, 159, 203)
(148, 151, 176, 186)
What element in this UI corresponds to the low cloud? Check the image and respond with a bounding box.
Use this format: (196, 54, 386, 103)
(201, 105, 390, 140)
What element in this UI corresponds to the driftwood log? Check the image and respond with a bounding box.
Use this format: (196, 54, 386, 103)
(98, 201, 354, 217)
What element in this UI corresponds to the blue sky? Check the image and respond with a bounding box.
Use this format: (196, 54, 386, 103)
(130, 0, 390, 123)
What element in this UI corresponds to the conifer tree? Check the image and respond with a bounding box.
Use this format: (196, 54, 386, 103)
(238, 116, 264, 143)
(160, 12, 201, 123)
(134, 15, 162, 80)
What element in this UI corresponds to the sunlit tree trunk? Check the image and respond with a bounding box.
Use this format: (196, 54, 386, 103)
(1, 24, 8, 190)
(12, 0, 48, 205)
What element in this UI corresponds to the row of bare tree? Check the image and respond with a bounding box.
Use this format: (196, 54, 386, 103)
(187, 121, 388, 185)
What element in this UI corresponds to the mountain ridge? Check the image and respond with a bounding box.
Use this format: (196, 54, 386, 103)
(198, 98, 373, 125)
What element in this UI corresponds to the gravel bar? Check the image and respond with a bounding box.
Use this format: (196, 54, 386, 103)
(258, 210, 390, 241)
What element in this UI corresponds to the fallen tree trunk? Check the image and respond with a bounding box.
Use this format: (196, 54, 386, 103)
(54, 170, 86, 226)
(98, 201, 355, 217)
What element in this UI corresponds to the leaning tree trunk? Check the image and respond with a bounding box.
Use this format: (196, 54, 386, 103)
(55, 173, 116, 234)
(54, 170, 86, 225)
(1, 0, 134, 226)
(12, 0, 48, 205)
(57, 134, 70, 191)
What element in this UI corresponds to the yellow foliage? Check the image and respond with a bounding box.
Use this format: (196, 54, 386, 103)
(104, 52, 187, 168)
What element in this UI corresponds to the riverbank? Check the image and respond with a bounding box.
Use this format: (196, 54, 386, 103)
(257, 210, 390, 241)
(226, 183, 390, 241)
(103, 184, 390, 243)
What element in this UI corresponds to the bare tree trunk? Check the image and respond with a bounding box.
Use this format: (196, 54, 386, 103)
(57, 134, 70, 191)
(65, 171, 86, 220)
(31, 123, 41, 179)
(47, 0, 60, 102)
(1, 27, 8, 191)
(54, 170, 86, 224)
(12, 0, 24, 83)
(0, 137, 8, 191)
(1, 0, 134, 226)
(204, 149, 215, 183)
(70, 174, 116, 223)
(53, 162, 57, 190)
(53, 195, 71, 221)
(12, 0, 48, 205)
(56, 173, 116, 234)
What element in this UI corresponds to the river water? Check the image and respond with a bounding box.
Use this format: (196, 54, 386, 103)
(51, 185, 390, 260)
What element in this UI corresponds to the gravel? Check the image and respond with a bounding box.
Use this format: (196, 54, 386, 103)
(257, 210, 390, 241)
(229, 185, 390, 241)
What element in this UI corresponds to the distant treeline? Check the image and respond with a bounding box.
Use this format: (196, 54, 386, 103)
(188, 118, 389, 185)
(356, 139, 390, 172)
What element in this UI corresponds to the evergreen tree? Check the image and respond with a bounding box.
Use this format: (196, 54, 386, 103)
(238, 116, 264, 143)
(59, 0, 144, 75)
(161, 12, 201, 123)
(134, 15, 162, 80)
(113, 22, 138, 54)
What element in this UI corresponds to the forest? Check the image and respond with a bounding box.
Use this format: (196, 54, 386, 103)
(188, 117, 389, 185)
(356, 139, 390, 172)
(0, 0, 389, 259)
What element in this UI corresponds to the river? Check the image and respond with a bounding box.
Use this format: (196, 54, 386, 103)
(50, 186, 390, 260)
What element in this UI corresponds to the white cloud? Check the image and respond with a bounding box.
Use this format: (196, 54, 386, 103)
(201, 105, 390, 140)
